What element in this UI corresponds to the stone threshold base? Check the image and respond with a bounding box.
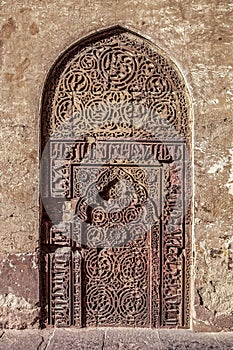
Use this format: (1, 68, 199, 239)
(0, 328, 233, 350)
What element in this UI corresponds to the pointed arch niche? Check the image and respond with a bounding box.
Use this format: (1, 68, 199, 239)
(40, 26, 192, 328)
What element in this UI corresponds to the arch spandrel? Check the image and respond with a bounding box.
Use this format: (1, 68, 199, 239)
(40, 26, 192, 329)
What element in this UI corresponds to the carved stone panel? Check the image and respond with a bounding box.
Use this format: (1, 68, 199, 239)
(40, 27, 191, 328)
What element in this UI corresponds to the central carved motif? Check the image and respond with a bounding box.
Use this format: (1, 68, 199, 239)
(40, 27, 191, 328)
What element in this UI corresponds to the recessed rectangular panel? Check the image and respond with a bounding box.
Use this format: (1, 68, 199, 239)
(47, 140, 190, 328)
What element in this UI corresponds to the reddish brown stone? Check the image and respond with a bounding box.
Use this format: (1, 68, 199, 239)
(193, 288, 233, 332)
(213, 314, 233, 331)
(0, 253, 39, 304)
(0, 253, 40, 329)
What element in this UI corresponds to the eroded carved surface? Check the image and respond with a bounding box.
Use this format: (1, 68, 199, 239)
(41, 29, 190, 144)
(41, 28, 191, 328)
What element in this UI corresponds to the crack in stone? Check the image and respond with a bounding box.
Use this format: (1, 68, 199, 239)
(156, 330, 163, 350)
(102, 329, 106, 350)
(44, 329, 56, 350)
(0, 331, 5, 339)
(37, 336, 45, 350)
(212, 333, 222, 349)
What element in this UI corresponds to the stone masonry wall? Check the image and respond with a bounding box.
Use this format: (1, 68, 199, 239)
(0, 0, 232, 330)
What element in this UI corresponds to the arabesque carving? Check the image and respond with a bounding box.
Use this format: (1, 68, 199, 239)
(41, 27, 191, 328)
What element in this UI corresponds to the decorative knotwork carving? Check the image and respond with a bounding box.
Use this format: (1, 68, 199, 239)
(41, 26, 191, 329)
(41, 28, 190, 144)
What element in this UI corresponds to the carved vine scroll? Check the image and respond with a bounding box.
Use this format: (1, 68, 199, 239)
(40, 26, 191, 328)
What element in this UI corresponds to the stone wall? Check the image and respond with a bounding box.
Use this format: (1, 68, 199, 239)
(0, 0, 232, 330)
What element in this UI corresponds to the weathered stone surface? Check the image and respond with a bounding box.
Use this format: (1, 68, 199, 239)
(158, 329, 221, 349)
(0, 330, 53, 350)
(0, 0, 232, 330)
(215, 332, 233, 350)
(0, 329, 229, 349)
(104, 328, 161, 350)
(0, 294, 39, 330)
(0, 253, 39, 329)
(0, 253, 39, 304)
(47, 329, 105, 350)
